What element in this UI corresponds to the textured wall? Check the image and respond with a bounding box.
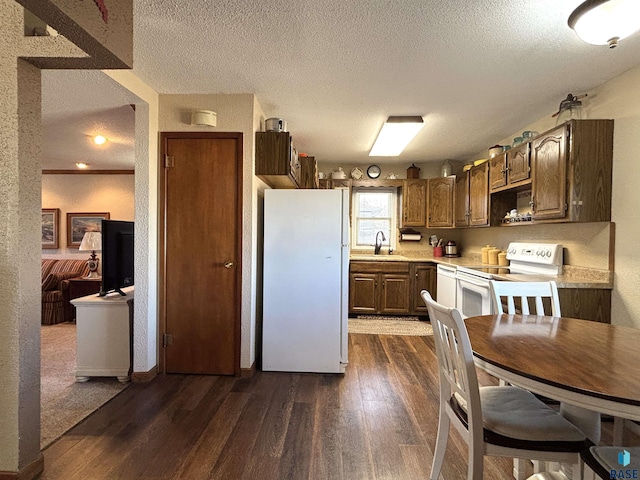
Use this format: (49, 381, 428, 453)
(104, 69, 159, 374)
(18, 0, 133, 68)
(0, 1, 42, 473)
(158, 93, 258, 370)
(478, 64, 640, 328)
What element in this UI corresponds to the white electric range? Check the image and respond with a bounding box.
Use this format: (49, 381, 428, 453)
(455, 242, 563, 318)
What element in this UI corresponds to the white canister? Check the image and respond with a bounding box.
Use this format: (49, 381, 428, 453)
(265, 118, 288, 132)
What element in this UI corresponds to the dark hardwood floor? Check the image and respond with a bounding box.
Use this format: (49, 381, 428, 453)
(41, 332, 637, 479)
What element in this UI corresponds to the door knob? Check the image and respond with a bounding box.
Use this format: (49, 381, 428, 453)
(224, 261, 234, 269)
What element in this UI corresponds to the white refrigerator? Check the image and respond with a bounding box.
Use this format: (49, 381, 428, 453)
(262, 189, 349, 373)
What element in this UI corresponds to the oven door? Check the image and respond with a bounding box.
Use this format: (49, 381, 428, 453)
(455, 270, 493, 319)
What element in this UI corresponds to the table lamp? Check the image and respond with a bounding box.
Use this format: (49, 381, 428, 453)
(79, 231, 102, 278)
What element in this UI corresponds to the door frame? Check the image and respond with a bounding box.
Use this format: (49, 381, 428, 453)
(158, 132, 243, 375)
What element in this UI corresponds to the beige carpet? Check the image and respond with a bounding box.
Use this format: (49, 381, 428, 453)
(348, 318, 433, 336)
(41, 323, 128, 448)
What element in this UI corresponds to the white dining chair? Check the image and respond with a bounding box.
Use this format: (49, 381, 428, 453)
(489, 280, 561, 316)
(581, 446, 640, 480)
(420, 290, 591, 480)
(489, 280, 603, 478)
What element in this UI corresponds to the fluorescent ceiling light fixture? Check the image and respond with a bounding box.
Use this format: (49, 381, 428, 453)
(369, 116, 424, 156)
(568, 0, 640, 48)
(93, 135, 107, 145)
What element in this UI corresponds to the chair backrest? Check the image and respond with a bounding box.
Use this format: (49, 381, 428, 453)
(421, 290, 483, 439)
(489, 280, 561, 316)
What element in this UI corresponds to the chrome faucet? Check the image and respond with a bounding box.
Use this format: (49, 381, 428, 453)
(374, 231, 386, 255)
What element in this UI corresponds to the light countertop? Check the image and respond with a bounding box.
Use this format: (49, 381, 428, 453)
(349, 252, 612, 289)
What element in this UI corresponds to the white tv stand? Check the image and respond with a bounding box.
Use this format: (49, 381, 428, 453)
(71, 286, 134, 383)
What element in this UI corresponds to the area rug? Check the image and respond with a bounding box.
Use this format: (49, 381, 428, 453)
(348, 318, 433, 336)
(41, 323, 129, 448)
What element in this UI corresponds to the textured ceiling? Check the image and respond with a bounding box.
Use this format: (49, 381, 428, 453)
(42, 0, 640, 169)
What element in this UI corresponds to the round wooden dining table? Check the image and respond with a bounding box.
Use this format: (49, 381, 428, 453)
(465, 314, 640, 424)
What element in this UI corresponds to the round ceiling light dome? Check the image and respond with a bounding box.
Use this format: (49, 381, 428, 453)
(568, 0, 640, 48)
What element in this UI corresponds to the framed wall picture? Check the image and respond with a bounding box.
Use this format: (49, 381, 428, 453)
(42, 208, 60, 249)
(66, 212, 110, 248)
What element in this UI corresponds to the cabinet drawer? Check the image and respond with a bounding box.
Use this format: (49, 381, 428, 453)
(350, 261, 410, 274)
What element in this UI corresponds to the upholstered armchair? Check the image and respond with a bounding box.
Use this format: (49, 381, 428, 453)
(41, 259, 89, 325)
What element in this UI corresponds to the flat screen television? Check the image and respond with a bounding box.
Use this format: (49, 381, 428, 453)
(100, 220, 134, 296)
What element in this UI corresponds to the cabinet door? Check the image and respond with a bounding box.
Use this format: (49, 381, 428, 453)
(489, 153, 507, 191)
(349, 273, 378, 313)
(402, 179, 427, 227)
(255, 131, 299, 189)
(469, 163, 489, 226)
(507, 142, 530, 184)
(454, 172, 469, 227)
(427, 177, 455, 227)
(411, 264, 436, 314)
(379, 274, 410, 314)
(531, 125, 568, 220)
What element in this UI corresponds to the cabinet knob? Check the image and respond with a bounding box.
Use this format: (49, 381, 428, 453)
(224, 261, 234, 269)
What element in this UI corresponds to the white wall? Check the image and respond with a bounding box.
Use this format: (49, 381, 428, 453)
(473, 64, 640, 328)
(158, 93, 263, 370)
(42, 174, 134, 262)
(104, 69, 159, 375)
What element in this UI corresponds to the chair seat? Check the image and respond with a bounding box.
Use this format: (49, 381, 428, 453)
(452, 386, 589, 451)
(583, 446, 640, 479)
(481, 387, 587, 442)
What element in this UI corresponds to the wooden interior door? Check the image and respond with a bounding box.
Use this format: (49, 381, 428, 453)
(161, 132, 242, 375)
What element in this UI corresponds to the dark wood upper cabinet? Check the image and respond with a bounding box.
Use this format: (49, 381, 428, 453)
(401, 179, 427, 227)
(427, 176, 455, 228)
(298, 156, 319, 189)
(469, 162, 490, 226)
(530, 119, 613, 222)
(489, 144, 530, 193)
(255, 131, 300, 188)
(454, 172, 470, 227)
(455, 164, 489, 227)
(507, 143, 531, 184)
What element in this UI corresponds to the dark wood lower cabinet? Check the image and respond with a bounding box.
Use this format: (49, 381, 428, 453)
(558, 288, 611, 324)
(379, 274, 411, 314)
(411, 263, 437, 314)
(349, 261, 436, 316)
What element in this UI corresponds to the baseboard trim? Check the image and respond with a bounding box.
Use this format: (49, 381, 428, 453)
(0, 453, 44, 480)
(240, 363, 256, 378)
(131, 365, 158, 382)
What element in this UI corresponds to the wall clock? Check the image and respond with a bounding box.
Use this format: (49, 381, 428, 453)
(367, 165, 381, 179)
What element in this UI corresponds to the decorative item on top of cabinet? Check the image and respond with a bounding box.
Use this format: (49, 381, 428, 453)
(530, 119, 613, 222)
(427, 176, 455, 228)
(255, 131, 300, 188)
(298, 156, 319, 189)
(401, 179, 427, 227)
